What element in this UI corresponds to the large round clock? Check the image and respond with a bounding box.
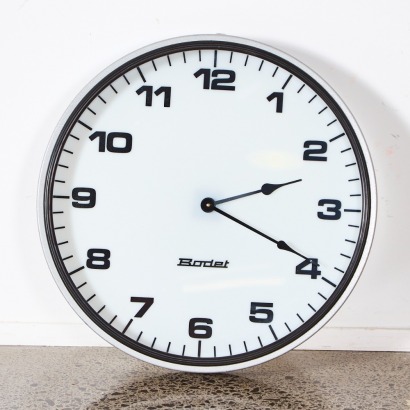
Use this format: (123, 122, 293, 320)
(38, 35, 376, 372)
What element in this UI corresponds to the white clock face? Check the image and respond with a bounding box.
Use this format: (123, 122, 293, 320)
(39, 35, 375, 372)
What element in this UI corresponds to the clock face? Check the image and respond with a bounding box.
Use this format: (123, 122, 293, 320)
(39, 35, 376, 372)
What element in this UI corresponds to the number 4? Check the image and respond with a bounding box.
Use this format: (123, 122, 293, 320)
(295, 259, 321, 279)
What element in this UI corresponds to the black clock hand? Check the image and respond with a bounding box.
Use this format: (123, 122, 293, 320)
(214, 179, 302, 205)
(201, 197, 311, 261)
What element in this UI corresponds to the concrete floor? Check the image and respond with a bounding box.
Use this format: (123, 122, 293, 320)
(0, 347, 408, 409)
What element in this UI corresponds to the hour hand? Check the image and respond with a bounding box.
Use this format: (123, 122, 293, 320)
(214, 179, 302, 205)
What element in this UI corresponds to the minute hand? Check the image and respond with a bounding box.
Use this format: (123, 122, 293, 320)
(212, 206, 310, 261)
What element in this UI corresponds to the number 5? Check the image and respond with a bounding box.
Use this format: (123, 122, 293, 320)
(249, 302, 273, 323)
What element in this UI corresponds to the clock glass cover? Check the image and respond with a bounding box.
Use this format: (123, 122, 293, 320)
(38, 35, 376, 372)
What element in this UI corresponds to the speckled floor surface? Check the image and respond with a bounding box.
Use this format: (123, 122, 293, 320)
(0, 347, 408, 409)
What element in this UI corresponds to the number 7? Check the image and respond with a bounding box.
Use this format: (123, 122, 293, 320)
(130, 297, 154, 317)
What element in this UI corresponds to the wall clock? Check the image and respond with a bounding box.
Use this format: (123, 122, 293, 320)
(38, 35, 376, 372)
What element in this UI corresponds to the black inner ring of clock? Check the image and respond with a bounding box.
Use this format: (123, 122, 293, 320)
(44, 40, 372, 367)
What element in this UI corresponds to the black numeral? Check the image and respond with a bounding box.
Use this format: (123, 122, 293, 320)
(72, 188, 96, 208)
(89, 131, 132, 153)
(296, 259, 321, 279)
(86, 249, 110, 270)
(136, 85, 171, 107)
(188, 318, 213, 339)
(130, 297, 154, 318)
(318, 199, 342, 220)
(266, 92, 284, 113)
(249, 302, 273, 323)
(303, 141, 328, 161)
(194, 69, 236, 91)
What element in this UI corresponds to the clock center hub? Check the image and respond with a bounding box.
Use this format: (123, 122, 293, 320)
(201, 197, 215, 213)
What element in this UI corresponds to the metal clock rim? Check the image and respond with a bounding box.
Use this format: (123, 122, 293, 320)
(38, 34, 377, 373)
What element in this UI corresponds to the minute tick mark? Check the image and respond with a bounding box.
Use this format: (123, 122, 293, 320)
(69, 266, 84, 276)
(272, 67, 278, 77)
(137, 67, 146, 83)
(214, 50, 217, 67)
(308, 304, 317, 312)
(152, 60, 157, 71)
(329, 133, 345, 142)
(97, 96, 106, 104)
(318, 292, 328, 300)
(76, 282, 87, 290)
(110, 84, 118, 94)
(308, 95, 317, 103)
(269, 325, 278, 341)
(282, 74, 293, 89)
(322, 277, 337, 288)
(109, 315, 117, 325)
(122, 319, 133, 334)
(78, 120, 92, 130)
(167, 55, 172, 66)
(297, 84, 305, 93)
(327, 119, 337, 126)
(258, 60, 264, 71)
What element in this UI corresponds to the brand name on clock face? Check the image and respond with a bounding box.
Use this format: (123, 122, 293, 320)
(177, 258, 229, 268)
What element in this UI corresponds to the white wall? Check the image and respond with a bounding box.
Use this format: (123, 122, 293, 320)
(1, 0, 409, 351)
